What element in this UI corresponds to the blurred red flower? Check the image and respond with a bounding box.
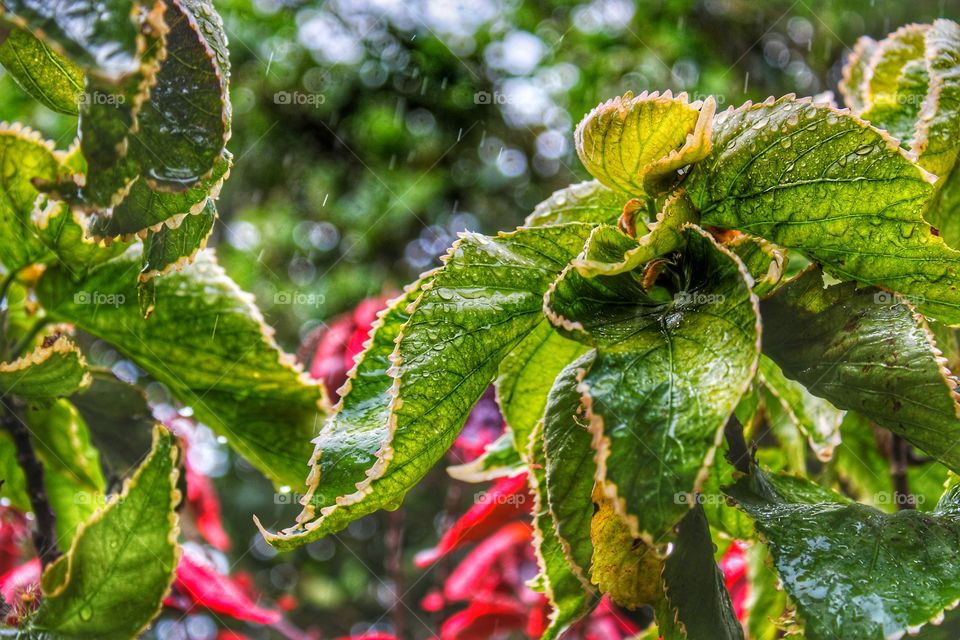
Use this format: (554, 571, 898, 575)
(720, 540, 749, 620)
(300, 296, 389, 398)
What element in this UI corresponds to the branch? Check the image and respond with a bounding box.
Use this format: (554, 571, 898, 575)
(890, 434, 915, 511)
(723, 414, 752, 474)
(1, 403, 61, 567)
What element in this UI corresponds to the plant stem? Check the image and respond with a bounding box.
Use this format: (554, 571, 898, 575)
(1, 403, 61, 567)
(723, 414, 752, 474)
(891, 434, 915, 511)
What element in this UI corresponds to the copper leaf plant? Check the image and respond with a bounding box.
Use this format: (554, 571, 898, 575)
(0, 2, 959, 638)
(261, 18, 960, 640)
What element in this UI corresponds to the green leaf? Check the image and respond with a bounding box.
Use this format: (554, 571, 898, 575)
(758, 356, 844, 462)
(524, 179, 633, 227)
(0, 126, 127, 277)
(700, 442, 754, 540)
(0, 432, 30, 510)
(542, 351, 597, 583)
(726, 466, 960, 640)
(839, 35, 878, 113)
(546, 225, 761, 541)
(26, 400, 106, 546)
(140, 199, 217, 282)
(0, 124, 69, 271)
(263, 223, 594, 549)
(0, 336, 91, 401)
(446, 428, 524, 483)
(861, 24, 928, 118)
(497, 320, 588, 459)
(659, 505, 744, 640)
(132, 0, 231, 192)
(760, 387, 807, 474)
(286, 283, 425, 520)
(575, 91, 715, 197)
(33, 198, 131, 277)
(0, 25, 83, 115)
(528, 421, 594, 639)
(571, 189, 697, 277)
(88, 151, 231, 239)
(725, 235, 787, 298)
(589, 484, 663, 609)
(30, 426, 180, 640)
(861, 57, 928, 147)
(744, 543, 788, 640)
(51, 4, 165, 211)
(913, 19, 960, 181)
(0, 0, 150, 82)
(928, 155, 960, 250)
(687, 96, 960, 325)
(36, 248, 327, 488)
(65, 61, 160, 209)
(53, 0, 229, 213)
(761, 267, 960, 472)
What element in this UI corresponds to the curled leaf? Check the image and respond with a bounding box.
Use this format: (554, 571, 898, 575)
(575, 91, 715, 197)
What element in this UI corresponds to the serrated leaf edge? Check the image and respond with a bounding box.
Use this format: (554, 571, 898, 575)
(575, 90, 715, 196)
(0, 335, 92, 393)
(282, 279, 428, 531)
(858, 23, 931, 116)
(540, 357, 598, 593)
(711, 93, 938, 180)
(758, 368, 843, 463)
(38, 425, 181, 639)
(911, 19, 960, 176)
(137, 207, 218, 282)
(527, 420, 593, 638)
(839, 35, 878, 113)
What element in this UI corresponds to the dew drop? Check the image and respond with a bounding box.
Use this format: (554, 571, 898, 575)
(79, 606, 94, 621)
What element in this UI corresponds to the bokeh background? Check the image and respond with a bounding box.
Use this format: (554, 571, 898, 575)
(2, 0, 957, 637)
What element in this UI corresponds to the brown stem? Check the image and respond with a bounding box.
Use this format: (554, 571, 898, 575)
(724, 414, 752, 474)
(385, 508, 405, 638)
(1, 403, 61, 567)
(891, 434, 914, 511)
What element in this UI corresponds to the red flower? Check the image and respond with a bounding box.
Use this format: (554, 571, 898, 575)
(164, 547, 282, 625)
(414, 473, 531, 568)
(185, 462, 231, 552)
(720, 540, 749, 620)
(418, 433, 643, 639)
(300, 296, 389, 398)
(301, 294, 506, 463)
(440, 598, 530, 640)
(0, 558, 40, 626)
(442, 521, 533, 601)
(451, 388, 507, 463)
(0, 508, 28, 575)
(160, 416, 231, 552)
